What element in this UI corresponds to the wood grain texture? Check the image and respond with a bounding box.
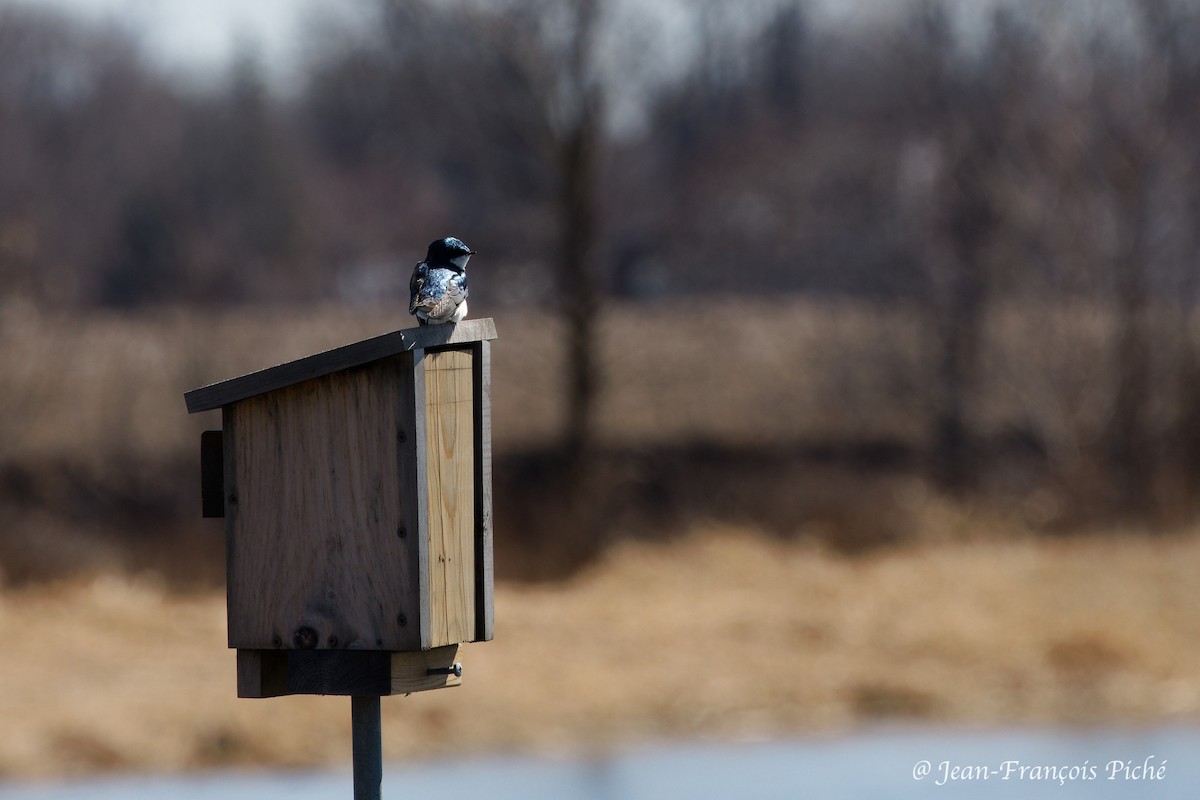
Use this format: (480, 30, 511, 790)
(410, 349, 432, 649)
(390, 644, 463, 693)
(185, 318, 497, 413)
(423, 348, 476, 647)
(222, 405, 238, 586)
(225, 355, 422, 651)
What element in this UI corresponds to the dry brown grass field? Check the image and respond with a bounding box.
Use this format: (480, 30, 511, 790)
(0, 529, 1198, 778)
(0, 295, 1152, 465)
(0, 297, 1198, 778)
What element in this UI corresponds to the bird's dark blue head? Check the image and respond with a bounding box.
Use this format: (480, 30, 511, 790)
(425, 237, 477, 270)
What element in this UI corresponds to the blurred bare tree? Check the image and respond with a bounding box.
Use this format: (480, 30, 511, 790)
(11, 0, 1200, 529)
(897, 2, 1035, 490)
(0, 6, 181, 305)
(302, 0, 672, 462)
(1097, 0, 1200, 513)
(554, 0, 605, 463)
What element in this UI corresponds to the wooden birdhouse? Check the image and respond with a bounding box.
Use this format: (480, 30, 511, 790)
(184, 319, 496, 698)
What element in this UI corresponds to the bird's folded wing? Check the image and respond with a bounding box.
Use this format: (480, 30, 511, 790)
(426, 280, 466, 319)
(408, 277, 424, 313)
(408, 262, 428, 313)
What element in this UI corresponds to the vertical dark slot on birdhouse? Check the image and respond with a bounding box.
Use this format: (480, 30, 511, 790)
(201, 429, 225, 518)
(472, 339, 495, 642)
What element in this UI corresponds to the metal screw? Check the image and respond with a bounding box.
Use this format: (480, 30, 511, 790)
(427, 663, 463, 677)
(397, 430, 407, 443)
(327, 635, 339, 648)
(397, 613, 407, 627)
(272, 635, 283, 648)
(397, 526, 407, 539)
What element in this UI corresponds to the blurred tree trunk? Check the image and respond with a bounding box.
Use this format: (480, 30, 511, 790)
(1107, 154, 1152, 513)
(1095, 57, 1156, 514)
(1138, 0, 1200, 513)
(558, 0, 604, 465)
(1171, 166, 1200, 514)
(904, 1, 997, 492)
(560, 110, 601, 462)
(923, 6, 1037, 493)
(932, 157, 993, 490)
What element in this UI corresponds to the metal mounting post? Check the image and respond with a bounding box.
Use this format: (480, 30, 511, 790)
(352, 695, 382, 800)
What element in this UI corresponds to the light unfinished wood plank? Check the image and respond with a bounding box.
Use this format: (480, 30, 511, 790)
(390, 644, 463, 693)
(411, 349, 431, 649)
(423, 348, 475, 647)
(226, 356, 422, 652)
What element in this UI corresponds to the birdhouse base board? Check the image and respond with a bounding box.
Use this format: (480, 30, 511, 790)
(236, 645, 463, 698)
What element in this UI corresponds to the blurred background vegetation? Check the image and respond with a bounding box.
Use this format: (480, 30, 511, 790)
(5, 0, 1200, 780)
(2, 0, 1200, 579)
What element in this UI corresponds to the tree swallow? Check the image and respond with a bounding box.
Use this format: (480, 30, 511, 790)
(408, 236, 475, 325)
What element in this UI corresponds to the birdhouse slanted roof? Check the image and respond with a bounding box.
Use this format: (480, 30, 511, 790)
(184, 317, 497, 414)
